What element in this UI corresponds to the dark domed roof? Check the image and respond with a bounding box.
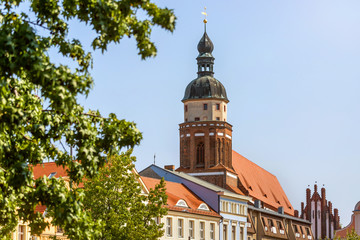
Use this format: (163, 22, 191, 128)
(197, 32, 214, 54)
(182, 75, 229, 102)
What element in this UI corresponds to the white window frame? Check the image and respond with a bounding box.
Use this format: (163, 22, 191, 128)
(166, 217, 172, 237)
(198, 203, 209, 211)
(232, 225, 236, 240)
(189, 220, 195, 239)
(178, 218, 184, 238)
(200, 221, 205, 240)
(176, 199, 189, 208)
(223, 224, 228, 240)
(18, 225, 25, 240)
(210, 222, 215, 240)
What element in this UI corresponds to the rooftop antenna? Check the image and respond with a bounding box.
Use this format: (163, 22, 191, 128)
(154, 153, 156, 165)
(201, 7, 208, 32)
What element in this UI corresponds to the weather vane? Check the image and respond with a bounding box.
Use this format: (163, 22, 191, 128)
(201, 7, 208, 32)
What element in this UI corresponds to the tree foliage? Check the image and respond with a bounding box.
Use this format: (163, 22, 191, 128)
(343, 229, 360, 240)
(83, 152, 168, 240)
(0, 0, 175, 238)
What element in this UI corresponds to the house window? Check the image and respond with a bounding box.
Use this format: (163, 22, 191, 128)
(200, 222, 205, 240)
(216, 117, 220, 121)
(210, 223, 215, 240)
(189, 220, 194, 239)
(216, 104, 220, 110)
(18, 225, 25, 240)
(166, 218, 172, 237)
(178, 219, 184, 238)
(57, 226, 63, 233)
(277, 221, 285, 234)
(203, 103, 208, 110)
(223, 224, 228, 240)
(294, 224, 299, 233)
(240, 227, 244, 240)
(224, 105, 226, 112)
(261, 217, 268, 231)
(196, 142, 205, 166)
(185, 105, 188, 112)
(155, 217, 161, 225)
(232, 225, 236, 240)
(268, 219, 274, 227)
(195, 117, 200, 121)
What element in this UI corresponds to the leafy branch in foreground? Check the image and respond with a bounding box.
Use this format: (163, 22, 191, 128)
(0, 0, 175, 239)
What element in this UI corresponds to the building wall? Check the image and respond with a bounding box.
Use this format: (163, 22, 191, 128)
(301, 185, 340, 240)
(335, 201, 360, 239)
(159, 210, 220, 240)
(184, 99, 227, 122)
(179, 121, 233, 172)
(12, 221, 67, 240)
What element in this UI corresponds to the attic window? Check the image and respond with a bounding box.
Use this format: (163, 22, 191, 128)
(277, 201, 281, 204)
(198, 203, 209, 211)
(48, 172, 57, 179)
(264, 194, 267, 198)
(176, 199, 188, 208)
(248, 186, 253, 191)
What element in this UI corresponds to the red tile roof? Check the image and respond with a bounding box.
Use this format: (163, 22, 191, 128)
(35, 205, 47, 214)
(232, 150, 294, 215)
(141, 176, 220, 218)
(31, 162, 68, 179)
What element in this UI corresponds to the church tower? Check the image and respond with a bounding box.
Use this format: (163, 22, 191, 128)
(178, 22, 237, 188)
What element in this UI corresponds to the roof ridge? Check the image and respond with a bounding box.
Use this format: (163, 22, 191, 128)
(232, 150, 277, 178)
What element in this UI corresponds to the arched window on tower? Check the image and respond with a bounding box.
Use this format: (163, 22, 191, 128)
(221, 139, 225, 165)
(196, 142, 205, 167)
(226, 142, 230, 167)
(217, 139, 221, 164)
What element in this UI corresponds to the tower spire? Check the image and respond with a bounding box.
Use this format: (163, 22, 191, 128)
(201, 7, 208, 32)
(197, 9, 215, 77)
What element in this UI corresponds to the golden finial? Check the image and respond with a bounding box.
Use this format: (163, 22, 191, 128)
(201, 7, 208, 24)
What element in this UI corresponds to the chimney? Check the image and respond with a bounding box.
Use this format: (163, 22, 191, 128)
(314, 183, 318, 193)
(301, 202, 304, 215)
(164, 165, 175, 171)
(306, 187, 311, 204)
(254, 200, 262, 208)
(294, 210, 299, 217)
(321, 186, 326, 207)
(329, 201, 333, 215)
(306, 186, 311, 221)
(278, 206, 284, 215)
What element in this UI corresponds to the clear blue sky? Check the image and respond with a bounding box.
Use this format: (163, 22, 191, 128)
(57, 0, 359, 226)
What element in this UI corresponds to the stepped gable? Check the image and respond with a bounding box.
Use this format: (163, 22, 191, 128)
(232, 150, 294, 215)
(141, 176, 220, 218)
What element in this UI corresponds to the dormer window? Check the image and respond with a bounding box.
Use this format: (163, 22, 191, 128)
(176, 199, 189, 208)
(198, 203, 209, 211)
(48, 172, 57, 179)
